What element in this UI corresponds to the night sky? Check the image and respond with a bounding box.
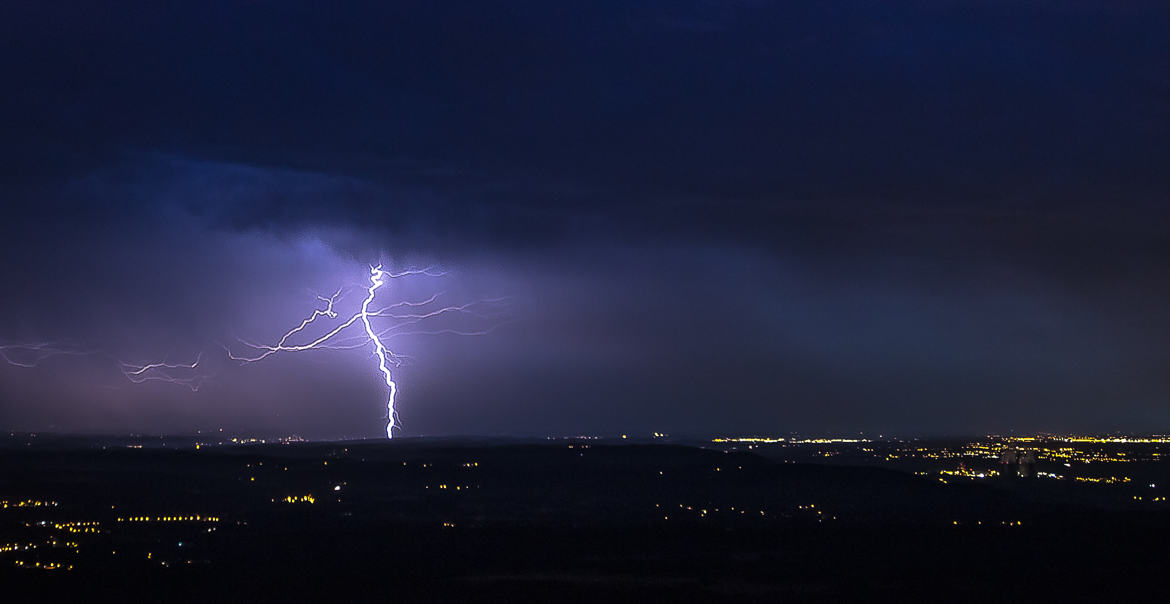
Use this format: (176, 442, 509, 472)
(1, 1, 1168, 438)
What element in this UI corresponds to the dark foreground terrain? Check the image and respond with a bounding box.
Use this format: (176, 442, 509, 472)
(2, 435, 1167, 602)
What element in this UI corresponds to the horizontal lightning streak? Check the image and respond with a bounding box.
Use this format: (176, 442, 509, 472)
(0, 343, 90, 368)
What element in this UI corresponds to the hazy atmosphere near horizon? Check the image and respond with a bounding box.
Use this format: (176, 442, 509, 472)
(2, 0, 1168, 439)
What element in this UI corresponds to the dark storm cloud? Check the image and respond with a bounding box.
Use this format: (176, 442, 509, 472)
(4, 1, 1168, 227)
(0, 1, 1167, 436)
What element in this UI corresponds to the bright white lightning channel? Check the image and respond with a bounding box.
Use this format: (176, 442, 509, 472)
(360, 265, 398, 438)
(222, 264, 504, 439)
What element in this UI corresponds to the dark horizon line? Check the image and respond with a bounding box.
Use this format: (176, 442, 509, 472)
(5, 429, 1169, 443)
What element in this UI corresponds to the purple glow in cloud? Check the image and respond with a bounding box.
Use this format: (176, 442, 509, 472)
(2, 261, 509, 438)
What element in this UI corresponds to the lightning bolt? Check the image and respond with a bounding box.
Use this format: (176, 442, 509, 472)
(119, 353, 206, 391)
(3, 264, 508, 438)
(2, 342, 208, 390)
(0, 343, 88, 368)
(220, 264, 504, 438)
(360, 265, 398, 438)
